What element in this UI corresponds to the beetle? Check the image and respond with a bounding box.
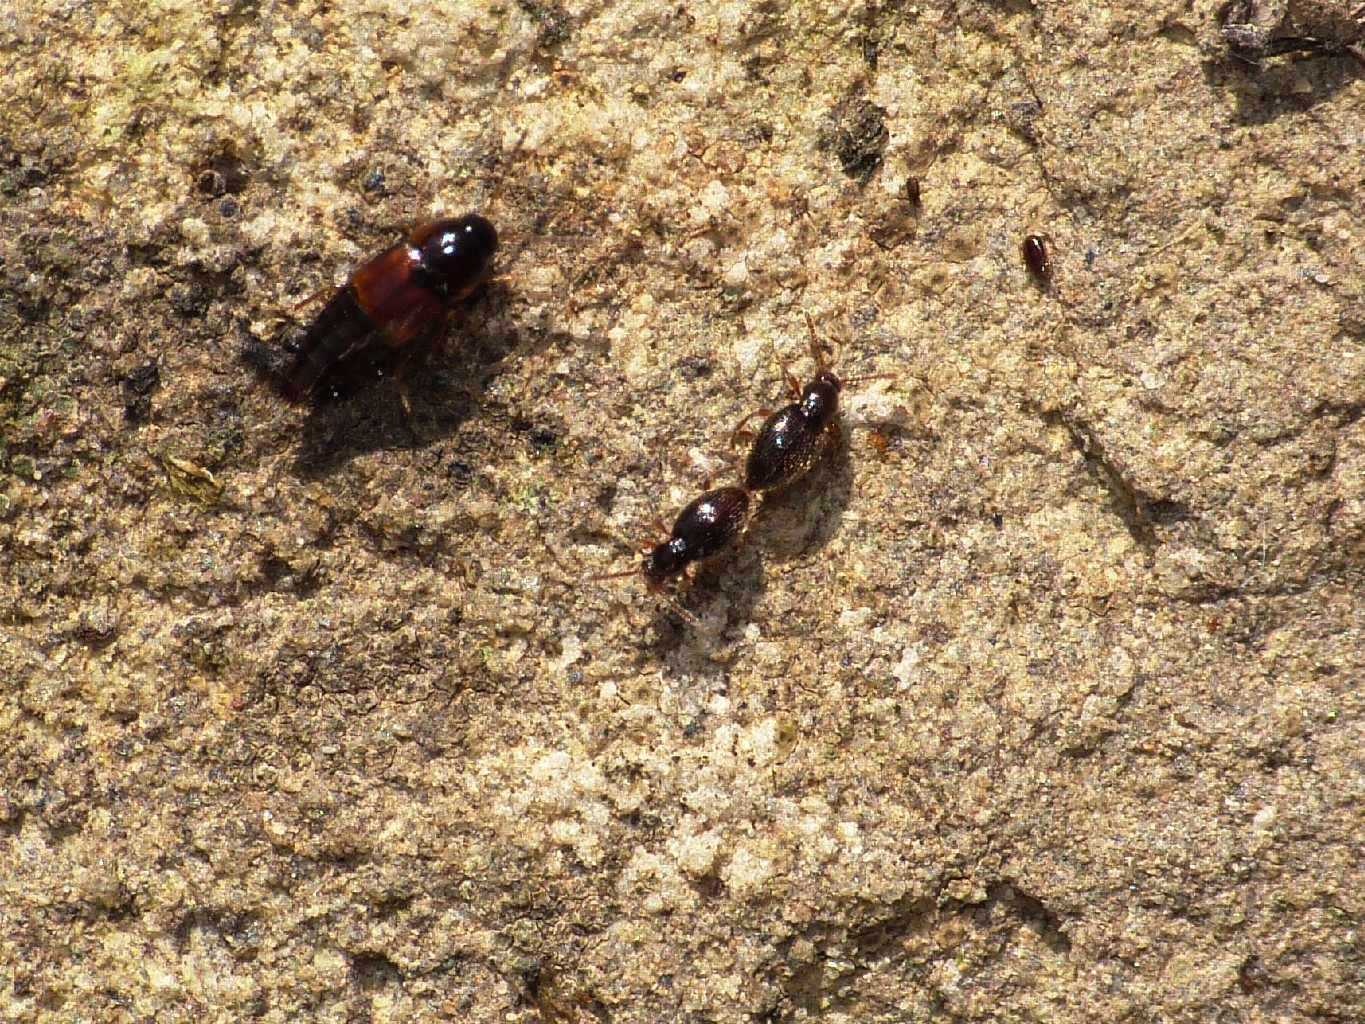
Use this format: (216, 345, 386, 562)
(281, 214, 499, 406)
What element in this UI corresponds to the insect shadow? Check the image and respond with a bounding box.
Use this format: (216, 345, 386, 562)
(644, 534, 768, 645)
(748, 431, 856, 566)
(274, 281, 544, 478)
(1203, 46, 1362, 126)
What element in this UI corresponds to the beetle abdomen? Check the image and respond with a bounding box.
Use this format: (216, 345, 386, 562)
(282, 287, 377, 401)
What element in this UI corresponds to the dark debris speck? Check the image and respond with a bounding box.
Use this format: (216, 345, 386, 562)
(194, 149, 249, 199)
(1006, 100, 1043, 145)
(516, 0, 572, 49)
(820, 96, 889, 184)
(122, 360, 161, 424)
(677, 356, 713, 379)
(168, 280, 213, 319)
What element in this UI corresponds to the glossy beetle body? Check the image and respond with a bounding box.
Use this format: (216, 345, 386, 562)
(283, 214, 498, 401)
(743, 370, 843, 493)
(642, 486, 751, 587)
(1021, 233, 1051, 289)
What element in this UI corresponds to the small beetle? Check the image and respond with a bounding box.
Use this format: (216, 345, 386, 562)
(1021, 233, 1051, 289)
(282, 214, 499, 405)
(731, 314, 885, 494)
(639, 486, 752, 588)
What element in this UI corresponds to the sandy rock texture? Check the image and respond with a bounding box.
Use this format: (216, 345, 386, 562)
(2, 0, 1363, 1021)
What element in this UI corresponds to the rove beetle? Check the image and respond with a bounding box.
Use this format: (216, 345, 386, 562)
(281, 214, 499, 405)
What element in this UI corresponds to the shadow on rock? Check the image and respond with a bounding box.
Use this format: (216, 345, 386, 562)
(749, 432, 856, 565)
(1203, 47, 1361, 126)
(643, 549, 767, 705)
(647, 540, 768, 647)
(287, 347, 487, 479)
(239, 282, 559, 478)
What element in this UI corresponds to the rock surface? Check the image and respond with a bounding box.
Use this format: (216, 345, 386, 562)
(1, 1, 1362, 1021)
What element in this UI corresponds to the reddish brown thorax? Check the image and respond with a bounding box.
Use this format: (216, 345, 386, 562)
(349, 245, 446, 348)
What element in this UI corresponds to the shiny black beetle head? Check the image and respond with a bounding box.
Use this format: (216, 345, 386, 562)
(798, 370, 842, 429)
(643, 537, 689, 587)
(411, 214, 499, 301)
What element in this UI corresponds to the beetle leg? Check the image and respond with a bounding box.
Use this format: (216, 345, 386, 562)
(729, 408, 773, 448)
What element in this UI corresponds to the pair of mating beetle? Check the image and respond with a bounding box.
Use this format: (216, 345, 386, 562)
(279, 213, 869, 599)
(607, 320, 864, 597)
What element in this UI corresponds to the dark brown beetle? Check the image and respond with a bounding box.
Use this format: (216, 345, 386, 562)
(640, 486, 752, 587)
(596, 486, 752, 590)
(731, 314, 885, 495)
(1021, 233, 1051, 289)
(589, 485, 752, 628)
